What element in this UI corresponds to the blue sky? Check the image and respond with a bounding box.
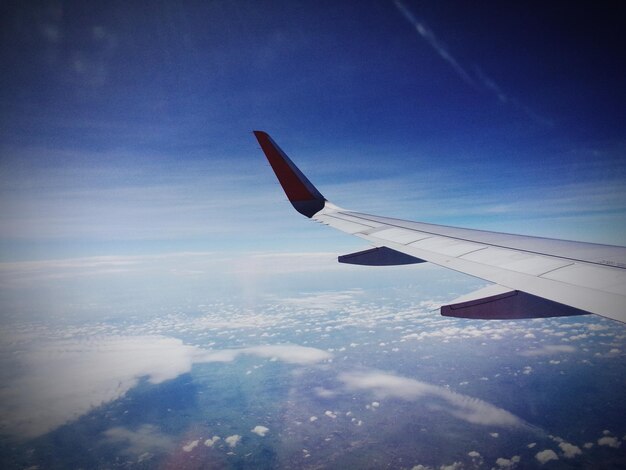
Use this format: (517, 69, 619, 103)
(1, 0, 625, 261)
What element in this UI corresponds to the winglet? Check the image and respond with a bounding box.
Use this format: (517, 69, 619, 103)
(254, 131, 326, 218)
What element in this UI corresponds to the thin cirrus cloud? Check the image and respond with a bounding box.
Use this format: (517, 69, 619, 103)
(3, 134, 624, 255)
(339, 370, 530, 428)
(0, 335, 332, 439)
(0, 142, 302, 250)
(0, 252, 347, 286)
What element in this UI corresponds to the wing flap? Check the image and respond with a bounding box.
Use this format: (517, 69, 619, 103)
(441, 288, 589, 320)
(338, 246, 426, 266)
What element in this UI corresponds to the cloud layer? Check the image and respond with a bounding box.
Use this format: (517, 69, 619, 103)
(0, 335, 330, 439)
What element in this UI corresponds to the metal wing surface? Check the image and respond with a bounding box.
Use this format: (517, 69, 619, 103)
(254, 131, 626, 324)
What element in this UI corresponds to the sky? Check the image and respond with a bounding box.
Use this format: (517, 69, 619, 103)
(1, 0, 625, 263)
(1, 3, 626, 468)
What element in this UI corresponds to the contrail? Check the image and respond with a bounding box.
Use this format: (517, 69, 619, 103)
(393, 0, 552, 126)
(393, 0, 476, 87)
(473, 65, 509, 103)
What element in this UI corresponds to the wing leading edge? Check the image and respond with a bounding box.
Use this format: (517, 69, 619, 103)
(254, 131, 626, 324)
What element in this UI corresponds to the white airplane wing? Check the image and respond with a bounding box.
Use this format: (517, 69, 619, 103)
(254, 131, 626, 324)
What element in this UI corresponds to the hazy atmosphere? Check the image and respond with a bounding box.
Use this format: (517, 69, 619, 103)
(1, 1, 625, 469)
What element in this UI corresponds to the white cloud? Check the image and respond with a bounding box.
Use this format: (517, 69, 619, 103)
(204, 436, 220, 447)
(587, 324, 609, 331)
(598, 436, 621, 448)
(182, 440, 199, 452)
(0, 335, 331, 439)
(277, 289, 363, 309)
(325, 411, 337, 419)
(244, 344, 332, 364)
(559, 442, 582, 458)
(535, 449, 558, 464)
(251, 425, 269, 437)
(339, 370, 526, 428)
(495, 456, 520, 468)
(0, 335, 199, 438)
(467, 450, 483, 465)
(439, 462, 463, 470)
(569, 334, 588, 341)
(519, 345, 576, 357)
(225, 434, 241, 448)
(315, 387, 337, 398)
(198, 344, 332, 365)
(103, 425, 174, 456)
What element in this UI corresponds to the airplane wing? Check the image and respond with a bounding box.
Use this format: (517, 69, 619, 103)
(254, 131, 626, 324)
